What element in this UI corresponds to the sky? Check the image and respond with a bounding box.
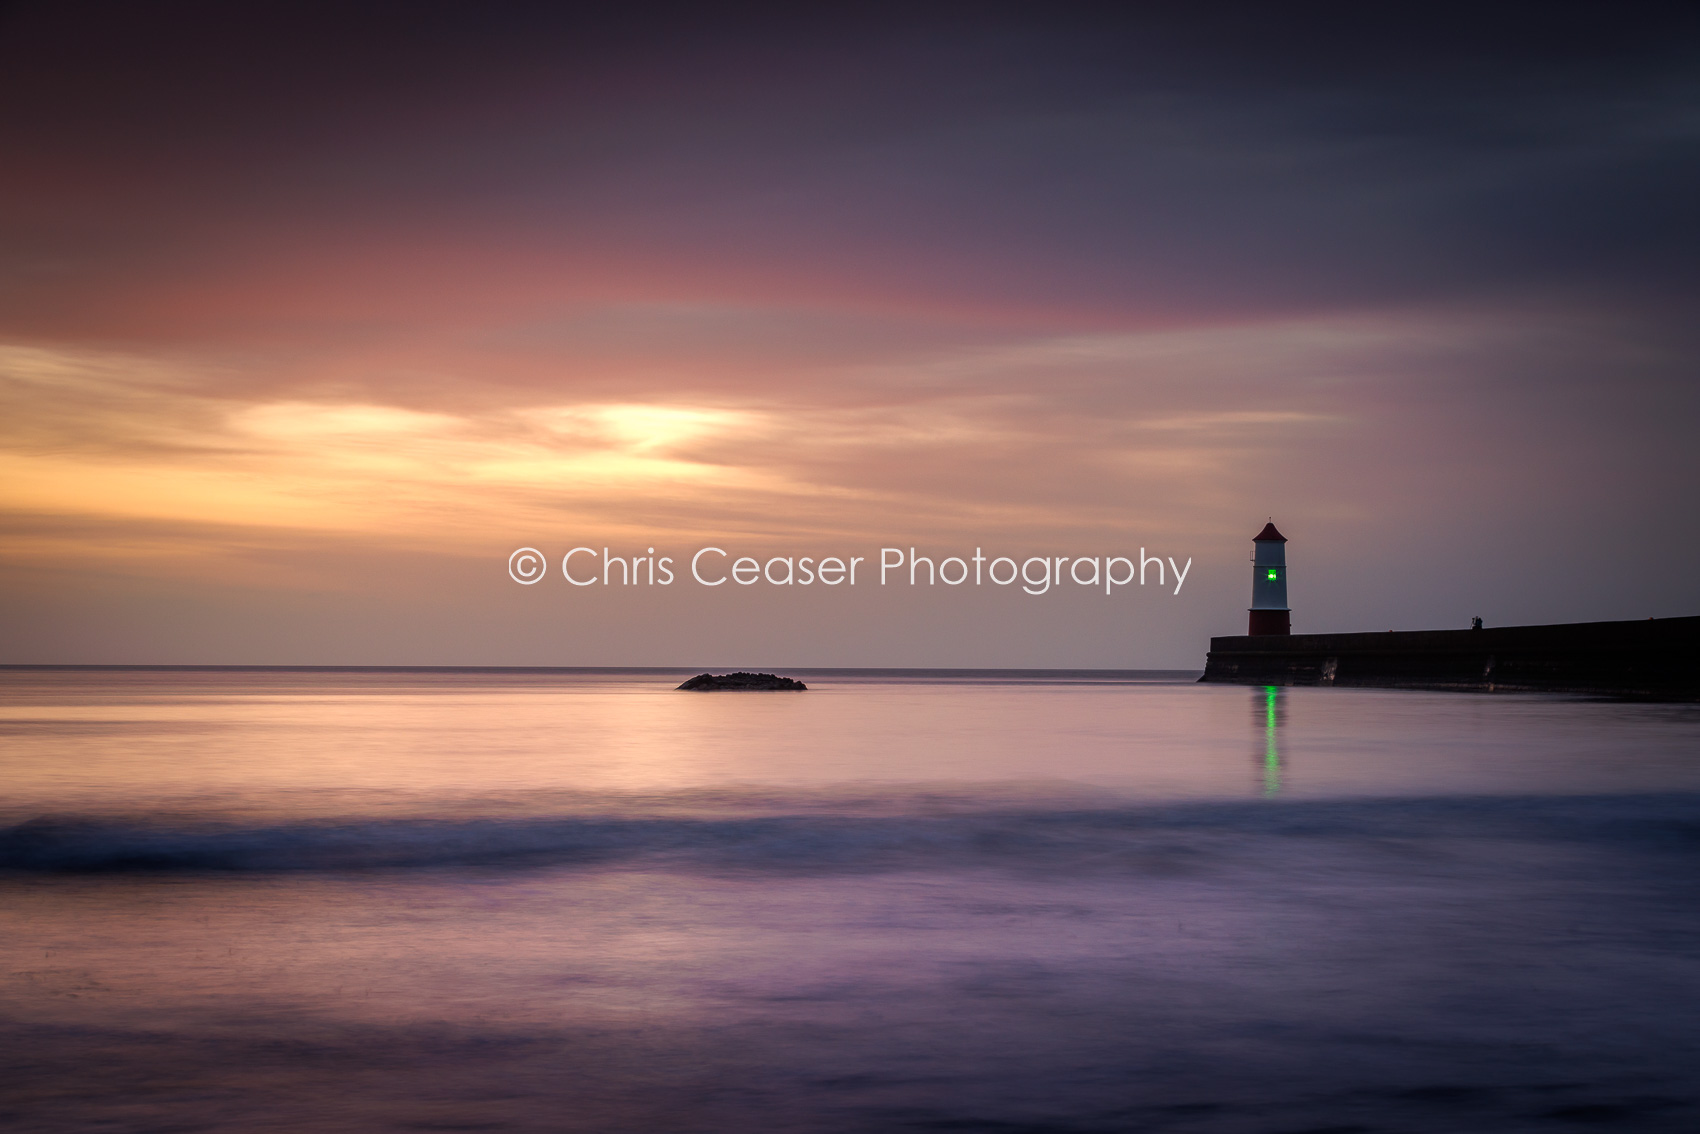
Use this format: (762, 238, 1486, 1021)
(2, 2, 1697, 667)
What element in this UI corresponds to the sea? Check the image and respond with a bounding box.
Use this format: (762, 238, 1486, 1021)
(3, 668, 1699, 1133)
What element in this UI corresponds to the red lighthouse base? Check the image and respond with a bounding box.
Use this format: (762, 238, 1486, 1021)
(1248, 609, 1291, 636)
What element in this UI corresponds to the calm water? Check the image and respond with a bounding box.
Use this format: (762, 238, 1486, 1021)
(3, 669, 1699, 1132)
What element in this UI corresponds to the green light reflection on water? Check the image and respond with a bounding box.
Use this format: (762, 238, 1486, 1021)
(1263, 685, 1281, 795)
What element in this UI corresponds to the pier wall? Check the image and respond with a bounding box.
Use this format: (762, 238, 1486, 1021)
(1200, 615, 1700, 697)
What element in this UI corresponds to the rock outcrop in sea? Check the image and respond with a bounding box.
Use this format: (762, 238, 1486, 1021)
(677, 672, 807, 691)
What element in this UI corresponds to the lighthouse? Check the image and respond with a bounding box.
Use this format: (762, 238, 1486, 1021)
(1248, 521, 1290, 636)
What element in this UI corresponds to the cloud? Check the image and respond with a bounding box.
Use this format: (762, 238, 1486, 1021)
(4, 4, 1697, 355)
(8, 303, 1666, 559)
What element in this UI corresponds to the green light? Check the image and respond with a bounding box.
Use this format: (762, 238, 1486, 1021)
(1266, 569, 1277, 580)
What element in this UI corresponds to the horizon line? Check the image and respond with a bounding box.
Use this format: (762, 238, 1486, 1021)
(0, 664, 1203, 677)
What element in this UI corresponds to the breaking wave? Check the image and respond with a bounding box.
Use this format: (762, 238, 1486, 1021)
(2, 793, 1697, 875)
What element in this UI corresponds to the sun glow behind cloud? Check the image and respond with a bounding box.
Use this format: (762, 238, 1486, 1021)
(230, 399, 778, 499)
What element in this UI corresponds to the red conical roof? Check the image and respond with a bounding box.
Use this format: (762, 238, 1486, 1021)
(1253, 521, 1286, 542)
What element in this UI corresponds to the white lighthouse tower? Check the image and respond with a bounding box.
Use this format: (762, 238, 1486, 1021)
(1248, 521, 1290, 636)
